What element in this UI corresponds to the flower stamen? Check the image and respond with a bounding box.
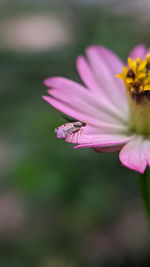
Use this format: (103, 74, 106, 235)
(116, 54, 150, 102)
(116, 54, 150, 135)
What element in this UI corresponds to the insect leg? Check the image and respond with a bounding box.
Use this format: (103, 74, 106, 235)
(80, 128, 83, 136)
(71, 133, 75, 143)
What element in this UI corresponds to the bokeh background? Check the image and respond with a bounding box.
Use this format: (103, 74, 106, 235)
(1, 0, 150, 266)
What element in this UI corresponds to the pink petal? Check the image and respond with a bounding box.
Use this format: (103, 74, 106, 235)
(93, 46, 124, 76)
(77, 55, 127, 119)
(119, 137, 148, 173)
(44, 77, 128, 123)
(48, 89, 119, 124)
(146, 48, 150, 54)
(129, 44, 147, 60)
(66, 133, 134, 147)
(43, 95, 128, 135)
(48, 87, 127, 126)
(93, 145, 123, 153)
(42, 95, 93, 123)
(76, 55, 104, 94)
(85, 46, 128, 113)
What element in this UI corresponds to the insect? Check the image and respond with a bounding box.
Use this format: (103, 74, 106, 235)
(54, 121, 87, 139)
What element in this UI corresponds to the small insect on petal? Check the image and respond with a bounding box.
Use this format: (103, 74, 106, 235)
(54, 121, 87, 139)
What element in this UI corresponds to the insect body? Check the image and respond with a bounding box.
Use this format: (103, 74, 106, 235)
(54, 121, 87, 139)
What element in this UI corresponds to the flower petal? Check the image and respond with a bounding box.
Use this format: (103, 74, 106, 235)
(48, 87, 127, 125)
(76, 55, 104, 94)
(76, 54, 128, 119)
(85, 45, 128, 113)
(48, 89, 120, 124)
(129, 44, 147, 60)
(43, 95, 128, 134)
(119, 137, 148, 173)
(66, 133, 134, 147)
(93, 46, 124, 76)
(93, 145, 123, 153)
(44, 77, 128, 123)
(42, 95, 92, 123)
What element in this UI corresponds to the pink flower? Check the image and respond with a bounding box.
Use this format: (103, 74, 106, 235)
(43, 44, 150, 173)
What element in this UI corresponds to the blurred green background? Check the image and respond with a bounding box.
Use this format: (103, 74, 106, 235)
(0, 0, 150, 266)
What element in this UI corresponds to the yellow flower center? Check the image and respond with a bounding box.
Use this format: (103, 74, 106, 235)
(117, 54, 150, 136)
